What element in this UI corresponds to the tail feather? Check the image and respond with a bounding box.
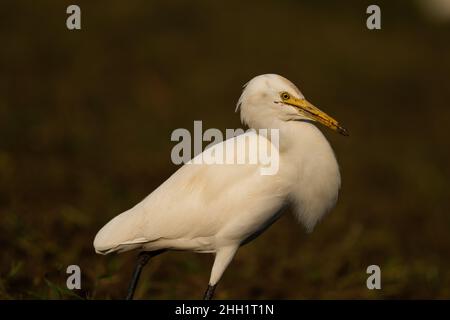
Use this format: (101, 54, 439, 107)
(93, 207, 149, 254)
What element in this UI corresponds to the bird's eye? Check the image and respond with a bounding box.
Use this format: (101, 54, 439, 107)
(280, 92, 290, 100)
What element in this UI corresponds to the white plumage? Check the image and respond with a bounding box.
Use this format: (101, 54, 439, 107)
(94, 74, 346, 298)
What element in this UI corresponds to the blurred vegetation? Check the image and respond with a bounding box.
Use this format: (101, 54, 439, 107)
(1, 0, 450, 299)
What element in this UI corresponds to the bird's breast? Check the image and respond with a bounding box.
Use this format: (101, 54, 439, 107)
(278, 123, 341, 231)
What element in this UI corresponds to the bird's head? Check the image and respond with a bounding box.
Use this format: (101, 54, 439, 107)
(236, 74, 348, 136)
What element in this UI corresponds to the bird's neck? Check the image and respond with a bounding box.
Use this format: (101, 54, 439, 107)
(259, 119, 330, 154)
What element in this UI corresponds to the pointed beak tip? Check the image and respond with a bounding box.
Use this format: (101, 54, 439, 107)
(338, 127, 349, 136)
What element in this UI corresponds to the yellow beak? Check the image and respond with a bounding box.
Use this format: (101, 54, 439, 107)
(284, 97, 349, 136)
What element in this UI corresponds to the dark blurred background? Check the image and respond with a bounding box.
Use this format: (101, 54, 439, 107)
(1, 0, 450, 299)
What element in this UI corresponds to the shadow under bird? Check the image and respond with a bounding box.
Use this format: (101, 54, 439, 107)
(93, 74, 348, 299)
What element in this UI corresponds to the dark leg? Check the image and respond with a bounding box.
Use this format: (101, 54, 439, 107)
(126, 250, 165, 300)
(203, 284, 217, 300)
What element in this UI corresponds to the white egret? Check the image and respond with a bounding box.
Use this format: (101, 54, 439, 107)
(93, 74, 348, 299)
